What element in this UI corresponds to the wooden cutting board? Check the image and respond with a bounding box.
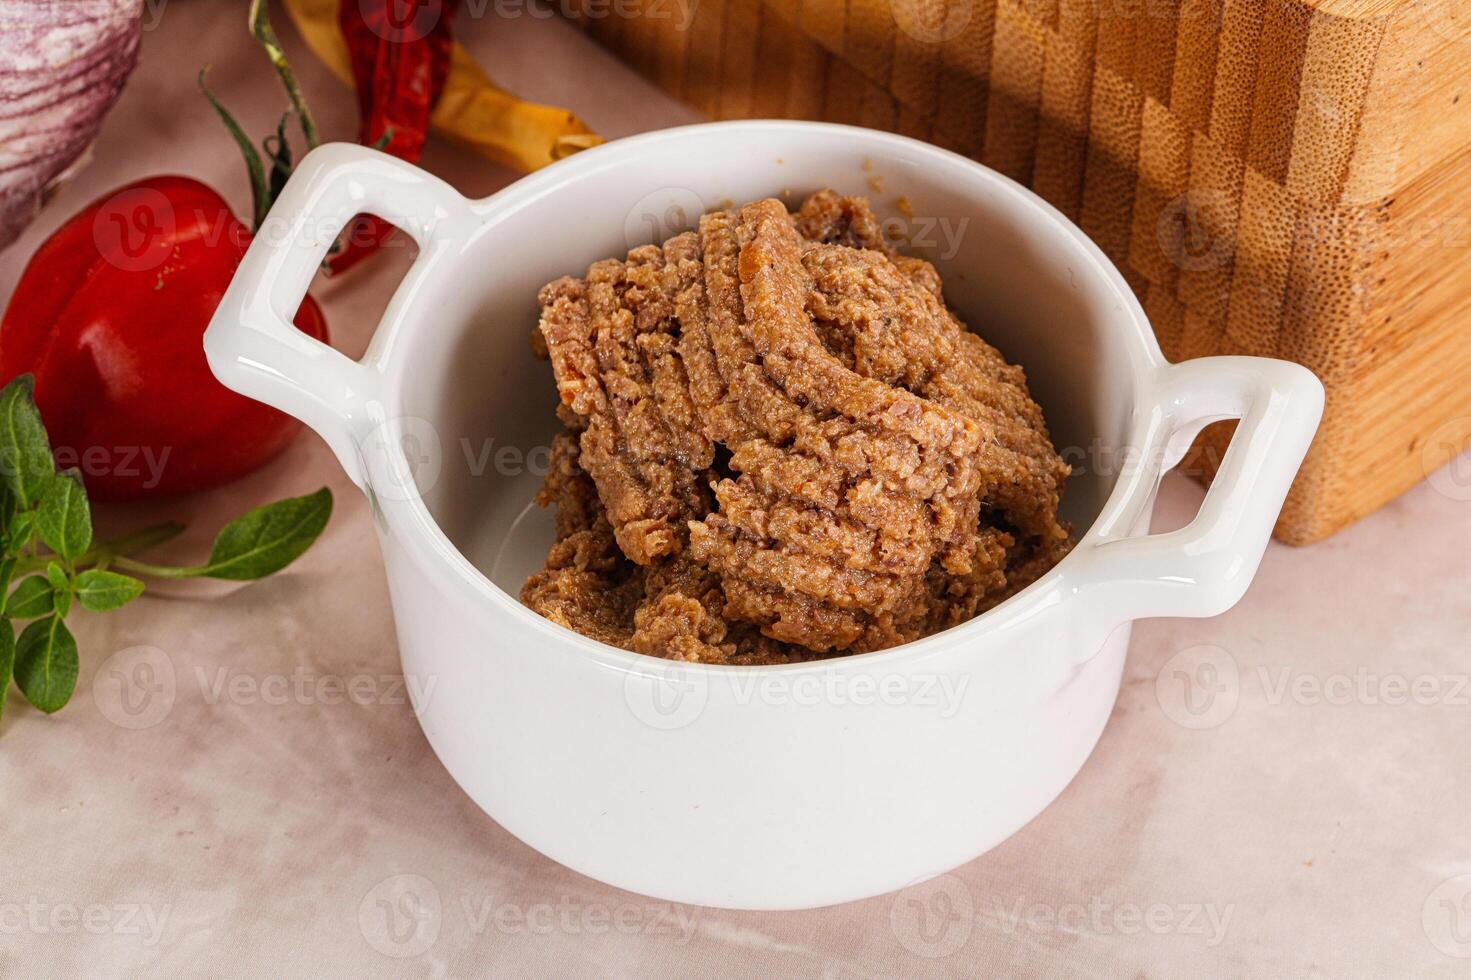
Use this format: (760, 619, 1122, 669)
(567, 0, 1471, 544)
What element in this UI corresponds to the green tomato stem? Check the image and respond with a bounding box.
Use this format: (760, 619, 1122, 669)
(198, 67, 271, 230)
(249, 0, 319, 149)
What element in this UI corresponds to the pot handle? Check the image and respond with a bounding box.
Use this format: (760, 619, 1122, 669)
(203, 143, 475, 487)
(1070, 356, 1324, 637)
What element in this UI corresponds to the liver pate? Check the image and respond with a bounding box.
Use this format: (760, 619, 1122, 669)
(522, 191, 1072, 664)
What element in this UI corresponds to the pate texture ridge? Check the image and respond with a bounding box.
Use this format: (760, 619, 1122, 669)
(521, 191, 1073, 664)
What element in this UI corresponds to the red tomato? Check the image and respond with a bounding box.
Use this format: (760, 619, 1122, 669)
(0, 176, 328, 500)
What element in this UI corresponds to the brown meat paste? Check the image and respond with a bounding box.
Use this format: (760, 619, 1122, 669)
(521, 190, 1072, 664)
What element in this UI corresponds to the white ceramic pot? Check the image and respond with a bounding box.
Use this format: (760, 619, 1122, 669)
(204, 122, 1323, 911)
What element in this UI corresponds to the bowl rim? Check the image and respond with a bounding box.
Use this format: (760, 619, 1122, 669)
(374, 119, 1168, 676)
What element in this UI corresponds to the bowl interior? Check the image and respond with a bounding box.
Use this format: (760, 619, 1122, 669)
(389, 124, 1144, 598)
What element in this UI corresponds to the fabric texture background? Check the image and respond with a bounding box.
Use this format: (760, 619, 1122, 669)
(1, 4, 1466, 976)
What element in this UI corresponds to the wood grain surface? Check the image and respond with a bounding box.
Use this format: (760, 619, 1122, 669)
(565, 0, 1471, 544)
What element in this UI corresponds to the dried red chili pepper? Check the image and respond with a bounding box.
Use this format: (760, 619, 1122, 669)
(332, 0, 459, 273)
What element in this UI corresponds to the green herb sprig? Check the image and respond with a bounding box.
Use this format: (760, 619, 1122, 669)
(0, 375, 332, 718)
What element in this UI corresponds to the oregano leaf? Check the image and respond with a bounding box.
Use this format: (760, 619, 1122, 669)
(0, 376, 54, 507)
(8, 510, 35, 551)
(45, 562, 69, 617)
(74, 570, 145, 612)
(0, 483, 17, 543)
(37, 470, 91, 562)
(14, 614, 77, 714)
(0, 558, 16, 609)
(202, 487, 332, 580)
(7, 576, 53, 620)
